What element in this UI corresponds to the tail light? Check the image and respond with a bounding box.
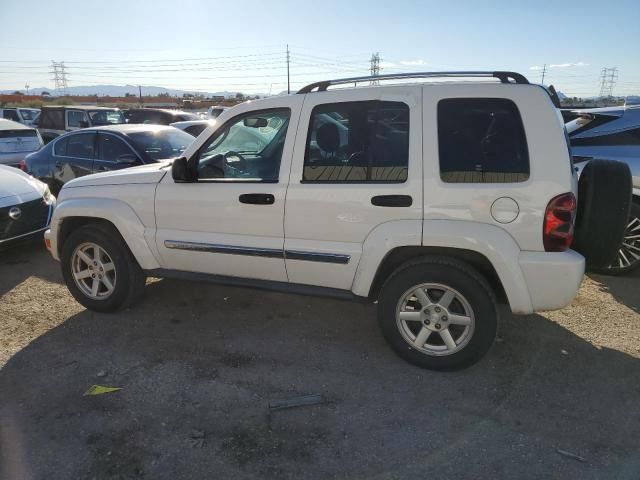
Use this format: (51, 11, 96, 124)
(18, 159, 26, 171)
(543, 193, 577, 252)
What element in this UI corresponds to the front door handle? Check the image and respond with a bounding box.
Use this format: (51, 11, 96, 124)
(239, 193, 275, 205)
(371, 195, 413, 207)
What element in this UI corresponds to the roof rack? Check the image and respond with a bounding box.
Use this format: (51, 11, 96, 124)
(297, 71, 529, 94)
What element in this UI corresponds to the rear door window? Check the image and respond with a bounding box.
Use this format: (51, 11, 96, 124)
(3, 109, 20, 121)
(65, 133, 96, 159)
(438, 98, 529, 183)
(303, 100, 409, 182)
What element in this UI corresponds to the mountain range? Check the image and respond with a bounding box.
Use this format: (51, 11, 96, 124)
(0, 84, 244, 98)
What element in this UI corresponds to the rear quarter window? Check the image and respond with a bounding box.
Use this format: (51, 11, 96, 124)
(438, 98, 529, 183)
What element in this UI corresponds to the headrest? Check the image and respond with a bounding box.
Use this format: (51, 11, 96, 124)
(316, 122, 340, 153)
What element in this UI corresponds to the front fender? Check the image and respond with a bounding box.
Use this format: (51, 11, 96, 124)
(49, 197, 160, 270)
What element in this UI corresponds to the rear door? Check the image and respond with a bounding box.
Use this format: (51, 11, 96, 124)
(66, 110, 89, 131)
(284, 87, 423, 290)
(52, 132, 96, 185)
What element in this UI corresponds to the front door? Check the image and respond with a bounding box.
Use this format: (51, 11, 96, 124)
(154, 96, 303, 282)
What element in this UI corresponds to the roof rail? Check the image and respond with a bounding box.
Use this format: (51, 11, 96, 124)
(297, 71, 529, 94)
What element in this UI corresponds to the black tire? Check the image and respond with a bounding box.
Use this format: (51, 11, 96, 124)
(593, 201, 640, 276)
(377, 256, 498, 371)
(61, 223, 146, 313)
(573, 159, 632, 270)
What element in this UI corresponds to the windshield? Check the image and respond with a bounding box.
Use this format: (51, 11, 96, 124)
(128, 129, 194, 160)
(18, 109, 39, 121)
(89, 110, 125, 126)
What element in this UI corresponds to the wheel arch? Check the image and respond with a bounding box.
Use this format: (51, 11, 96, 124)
(51, 198, 160, 270)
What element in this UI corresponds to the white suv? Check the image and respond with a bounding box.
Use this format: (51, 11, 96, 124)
(44, 72, 631, 370)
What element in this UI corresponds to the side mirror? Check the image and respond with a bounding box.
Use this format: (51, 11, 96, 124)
(172, 156, 195, 182)
(243, 117, 268, 128)
(117, 153, 139, 164)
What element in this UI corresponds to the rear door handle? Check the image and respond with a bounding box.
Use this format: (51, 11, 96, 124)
(239, 193, 275, 205)
(371, 195, 413, 207)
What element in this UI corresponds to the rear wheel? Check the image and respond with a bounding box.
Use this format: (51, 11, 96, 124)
(596, 201, 640, 275)
(61, 223, 146, 312)
(378, 257, 498, 371)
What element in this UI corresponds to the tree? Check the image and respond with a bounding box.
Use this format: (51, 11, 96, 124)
(12, 91, 23, 95)
(235, 92, 245, 101)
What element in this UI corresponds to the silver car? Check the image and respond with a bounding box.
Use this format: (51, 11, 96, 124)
(0, 118, 44, 167)
(567, 100, 640, 274)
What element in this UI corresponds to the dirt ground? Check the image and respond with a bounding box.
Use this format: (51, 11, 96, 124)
(1, 241, 639, 480)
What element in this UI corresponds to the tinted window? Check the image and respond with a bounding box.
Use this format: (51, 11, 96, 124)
(65, 133, 95, 159)
(127, 128, 193, 160)
(126, 110, 172, 125)
(67, 110, 87, 128)
(303, 101, 409, 182)
(89, 110, 125, 126)
(571, 129, 640, 146)
(438, 98, 529, 183)
(39, 109, 64, 129)
(3, 109, 20, 121)
(185, 124, 207, 137)
(54, 137, 68, 156)
(98, 134, 134, 162)
(196, 109, 290, 181)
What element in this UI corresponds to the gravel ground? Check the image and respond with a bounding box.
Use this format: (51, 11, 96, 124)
(1, 242, 639, 480)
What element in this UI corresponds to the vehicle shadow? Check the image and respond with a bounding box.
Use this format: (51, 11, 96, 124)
(0, 240, 62, 298)
(1, 278, 639, 480)
(589, 268, 640, 314)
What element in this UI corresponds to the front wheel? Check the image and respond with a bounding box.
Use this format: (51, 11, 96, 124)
(378, 257, 498, 371)
(61, 223, 146, 312)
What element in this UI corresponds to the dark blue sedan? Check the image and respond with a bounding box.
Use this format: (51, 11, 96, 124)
(25, 124, 194, 194)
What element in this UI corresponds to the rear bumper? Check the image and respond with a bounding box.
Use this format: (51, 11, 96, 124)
(519, 249, 585, 311)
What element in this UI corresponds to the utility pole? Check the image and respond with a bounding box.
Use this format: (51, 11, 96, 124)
(286, 44, 290, 94)
(138, 85, 143, 105)
(25, 83, 29, 95)
(599, 67, 618, 97)
(370, 52, 381, 85)
(541, 64, 547, 85)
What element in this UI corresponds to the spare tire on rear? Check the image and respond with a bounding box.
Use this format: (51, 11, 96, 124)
(572, 159, 632, 270)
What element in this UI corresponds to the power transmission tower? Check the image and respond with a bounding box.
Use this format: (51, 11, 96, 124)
(540, 64, 547, 85)
(50, 61, 69, 96)
(599, 67, 618, 97)
(370, 52, 381, 85)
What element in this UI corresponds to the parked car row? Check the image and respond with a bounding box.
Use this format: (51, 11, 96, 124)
(564, 99, 640, 274)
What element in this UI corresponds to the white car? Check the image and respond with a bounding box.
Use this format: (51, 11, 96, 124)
(1, 107, 40, 126)
(44, 71, 631, 370)
(0, 164, 55, 247)
(0, 118, 44, 167)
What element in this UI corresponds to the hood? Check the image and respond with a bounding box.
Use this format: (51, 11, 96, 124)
(63, 161, 171, 189)
(0, 164, 46, 200)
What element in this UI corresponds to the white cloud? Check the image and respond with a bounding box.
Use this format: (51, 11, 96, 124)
(530, 61, 589, 70)
(400, 59, 426, 66)
(379, 61, 398, 69)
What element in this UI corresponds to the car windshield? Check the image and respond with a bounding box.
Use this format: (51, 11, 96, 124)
(127, 129, 193, 160)
(89, 110, 125, 126)
(18, 109, 39, 120)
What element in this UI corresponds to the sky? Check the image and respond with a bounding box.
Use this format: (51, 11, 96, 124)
(0, 0, 638, 96)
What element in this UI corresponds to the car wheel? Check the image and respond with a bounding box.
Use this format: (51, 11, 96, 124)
(573, 159, 632, 270)
(595, 201, 640, 275)
(378, 257, 498, 371)
(61, 223, 146, 312)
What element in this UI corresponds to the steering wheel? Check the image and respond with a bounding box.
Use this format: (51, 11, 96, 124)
(223, 150, 249, 173)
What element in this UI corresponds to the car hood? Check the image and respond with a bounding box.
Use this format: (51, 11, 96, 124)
(0, 164, 46, 200)
(63, 161, 171, 189)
